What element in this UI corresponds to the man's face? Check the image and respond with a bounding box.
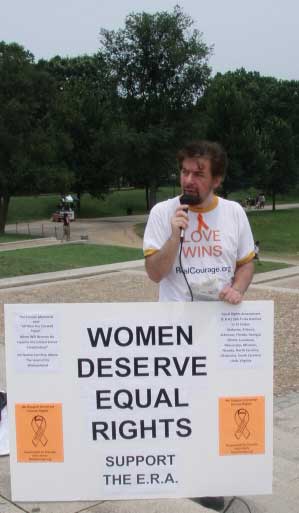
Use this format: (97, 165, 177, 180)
(180, 157, 222, 205)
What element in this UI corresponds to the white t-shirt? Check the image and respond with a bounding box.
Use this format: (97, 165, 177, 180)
(143, 195, 254, 301)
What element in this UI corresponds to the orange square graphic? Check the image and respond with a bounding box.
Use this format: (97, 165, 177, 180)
(15, 403, 64, 463)
(219, 396, 265, 456)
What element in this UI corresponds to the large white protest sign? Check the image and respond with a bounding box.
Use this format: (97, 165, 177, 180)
(5, 301, 273, 501)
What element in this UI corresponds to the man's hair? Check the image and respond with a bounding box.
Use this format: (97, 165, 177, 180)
(177, 140, 228, 179)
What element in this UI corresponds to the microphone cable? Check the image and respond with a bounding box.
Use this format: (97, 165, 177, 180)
(179, 237, 194, 302)
(223, 496, 252, 513)
(178, 193, 252, 513)
(179, 193, 200, 302)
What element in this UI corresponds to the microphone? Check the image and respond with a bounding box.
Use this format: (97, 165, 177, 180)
(179, 193, 200, 242)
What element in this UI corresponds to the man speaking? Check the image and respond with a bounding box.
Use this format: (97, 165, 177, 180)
(143, 140, 255, 305)
(143, 141, 255, 511)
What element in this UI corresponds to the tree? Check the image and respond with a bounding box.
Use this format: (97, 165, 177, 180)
(201, 69, 299, 203)
(113, 123, 175, 209)
(99, 5, 212, 207)
(39, 54, 119, 210)
(258, 117, 297, 210)
(202, 72, 263, 196)
(0, 42, 72, 233)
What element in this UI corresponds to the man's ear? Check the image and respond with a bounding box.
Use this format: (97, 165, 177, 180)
(213, 176, 223, 190)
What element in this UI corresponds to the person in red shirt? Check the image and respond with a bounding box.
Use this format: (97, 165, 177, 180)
(61, 212, 71, 242)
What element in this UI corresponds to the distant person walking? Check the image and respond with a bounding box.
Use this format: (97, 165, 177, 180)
(61, 212, 71, 242)
(254, 241, 261, 262)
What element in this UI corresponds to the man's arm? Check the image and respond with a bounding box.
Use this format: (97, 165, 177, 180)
(145, 236, 180, 282)
(218, 260, 254, 305)
(145, 205, 189, 283)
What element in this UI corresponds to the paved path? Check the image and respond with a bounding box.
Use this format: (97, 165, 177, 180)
(4, 214, 147, 249)
(4, 200, 299, 249)
(244, 202, 299, 211)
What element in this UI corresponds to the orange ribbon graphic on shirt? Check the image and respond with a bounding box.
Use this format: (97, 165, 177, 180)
(234, 408, 250, 440)
(197, 212, 209, 233)
(31, 415, 48, 447)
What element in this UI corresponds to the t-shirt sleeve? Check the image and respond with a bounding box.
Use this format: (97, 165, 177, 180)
(236, 206, 255, 265)
(143, 203, 172, 257)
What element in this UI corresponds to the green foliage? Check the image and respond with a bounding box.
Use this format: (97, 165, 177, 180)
(101, 6, 211, 108)
(100, 6, 212, 206)
(0, 41, 72, 232)
(203, 73, 262, 194)
(257, 117, 297, 209)
(2, 11, 299, 236)
(40, 54, 119, 201)
(0, 244, 143, 278)
(202, 69, 299, 204)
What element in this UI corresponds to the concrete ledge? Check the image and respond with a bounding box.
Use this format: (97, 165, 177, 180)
(0, 239, 91, 252)
(251, 284, 299, 294)
(0, 259, 145, 289)
(0, 260, 298, 291)
(252, 265, 299, 284)
(0, 237, 59, 251)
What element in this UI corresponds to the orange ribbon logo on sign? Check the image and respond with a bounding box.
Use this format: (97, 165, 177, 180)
(31, 415, 48, 447)
(234, 408, 250, 440)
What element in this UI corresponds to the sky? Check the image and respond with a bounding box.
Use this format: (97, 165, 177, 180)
(1, 0, 299, 81)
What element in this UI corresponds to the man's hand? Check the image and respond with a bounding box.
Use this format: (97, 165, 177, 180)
(145, 204, 191, 283)
(145, 205, 190, 283)
(219, 285, 243, 304)
(219, 261, 254, 304)
(171, 205, 189, 239)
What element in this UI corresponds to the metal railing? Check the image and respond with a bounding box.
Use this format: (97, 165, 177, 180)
(6, 222, 63, 240)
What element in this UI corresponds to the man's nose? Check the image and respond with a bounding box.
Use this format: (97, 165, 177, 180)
(185, 173, 195, 185)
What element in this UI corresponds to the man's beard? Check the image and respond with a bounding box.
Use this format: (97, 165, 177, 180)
(182, 187, 214, 206)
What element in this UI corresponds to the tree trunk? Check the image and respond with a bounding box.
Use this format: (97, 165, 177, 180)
(145, 185, 149, 211)
(272, 191, 276, 211)
(0, 194, 10, 234)
(76, 191, 81, 213)
(149, 181, 157, 210)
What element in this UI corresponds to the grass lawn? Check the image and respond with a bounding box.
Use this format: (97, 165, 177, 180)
(229, 188, 299, 204)
(0, 244, 143, 278)
(0, 242, 291, 279)
(7, 187, 299, 223)
(7, 195, 60, 223)
(0, 234, 38, 243)
(7, 189, 171, 222)
(3, 198, 299, 279)
(134, 223, 146, 239)
(6, 188, 187, 223)
(248, 209, 299, 255)
(253, 261, 291, 273)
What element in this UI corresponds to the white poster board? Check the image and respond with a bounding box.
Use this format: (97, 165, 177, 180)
(5, 301, 273, 501)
